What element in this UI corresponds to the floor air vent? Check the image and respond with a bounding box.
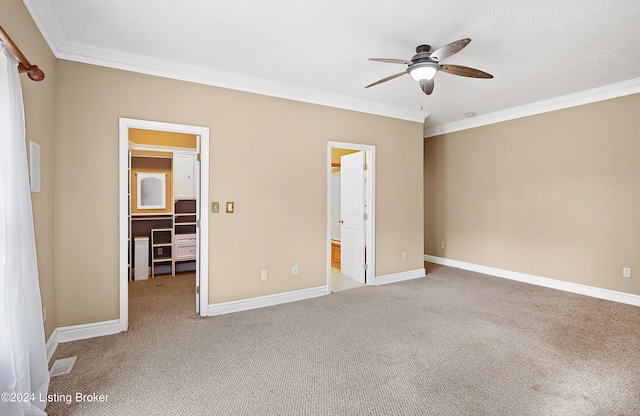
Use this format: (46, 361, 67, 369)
(49, 356, 77, 377)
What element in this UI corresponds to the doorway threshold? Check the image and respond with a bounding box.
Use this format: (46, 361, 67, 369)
(331, 268, 365, 292)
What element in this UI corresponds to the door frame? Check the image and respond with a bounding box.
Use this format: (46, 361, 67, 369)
(326, 141, 375, 291)
(119, 118, 210, 331)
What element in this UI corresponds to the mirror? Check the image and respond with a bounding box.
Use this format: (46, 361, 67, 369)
(137, 172, 166, 209)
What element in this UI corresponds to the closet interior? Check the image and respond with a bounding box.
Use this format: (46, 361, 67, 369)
(128, 129, 198, 280)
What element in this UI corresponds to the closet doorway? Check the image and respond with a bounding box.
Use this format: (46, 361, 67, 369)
(119, 118, 210, 331)
(327, 142, 375, 292)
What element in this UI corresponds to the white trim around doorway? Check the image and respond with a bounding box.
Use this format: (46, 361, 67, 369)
(326, 141, 376, 292)
(119, 118, 210, 331)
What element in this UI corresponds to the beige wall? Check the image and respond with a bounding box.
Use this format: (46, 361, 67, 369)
(1, 0, 58, 338)
(53, 60, 423, 325)
(425, 94, 640, 295)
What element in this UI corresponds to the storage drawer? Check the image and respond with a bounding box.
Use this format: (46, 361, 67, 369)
(175, 244, 196, 260)
(174, 234, 196, 245)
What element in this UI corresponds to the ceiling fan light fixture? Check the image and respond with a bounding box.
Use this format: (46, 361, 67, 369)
(408, 62, 439, 81)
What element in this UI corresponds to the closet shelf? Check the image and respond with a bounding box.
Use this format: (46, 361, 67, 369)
(151, 228, 174, 278)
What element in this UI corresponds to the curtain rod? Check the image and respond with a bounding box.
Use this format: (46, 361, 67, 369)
(0, 25, 45, 81)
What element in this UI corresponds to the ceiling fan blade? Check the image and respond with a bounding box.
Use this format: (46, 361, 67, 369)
(419, 79, 434, 95)
(365, 71, 407, 88)
(429, 38, 471, 62)
(441, 64, 493, 78)
(369, 58, 411, 65)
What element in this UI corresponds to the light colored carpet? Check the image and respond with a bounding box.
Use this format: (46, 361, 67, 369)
(46, 264, 640, 415)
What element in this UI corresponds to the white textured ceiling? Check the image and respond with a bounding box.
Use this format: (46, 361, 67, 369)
(24, 0, 640, 134)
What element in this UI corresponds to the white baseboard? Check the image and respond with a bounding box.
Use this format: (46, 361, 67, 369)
(207, 286, 329, 316)
(207, 269, 428, 315)
(46, 319, 122, 361)
(424, 255, 640, 307)
(46, 329, 59, 362)
(373, 268, 426, 286)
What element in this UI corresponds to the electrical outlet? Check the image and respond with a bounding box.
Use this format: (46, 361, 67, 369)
(623, 267, 631, 278)
(261, 270, 268, 280)
(402, 251, 407, 261)
(292, 265, 298, 276)
(441, 242, 446, 249)
(42, 307, 46, 323)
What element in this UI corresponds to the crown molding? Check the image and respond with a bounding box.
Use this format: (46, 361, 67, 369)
(424, 77, 640, 137)
(22, 0, 66, 55)
(23, 0, 428, 123)
(23, 0, 640, 131)
(55, 41, 428, 122)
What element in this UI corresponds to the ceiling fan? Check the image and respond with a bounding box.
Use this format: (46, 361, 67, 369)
(365, 38, 492, 95)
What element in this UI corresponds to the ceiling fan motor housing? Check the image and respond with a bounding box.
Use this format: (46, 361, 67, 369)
(411, 44, 437, 65)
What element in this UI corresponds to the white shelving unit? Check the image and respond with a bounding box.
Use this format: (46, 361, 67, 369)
(151, 228, 173, 278)
(174, 199, 197, 273)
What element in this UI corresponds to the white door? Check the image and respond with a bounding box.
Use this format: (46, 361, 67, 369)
(340, 151, 365, 283)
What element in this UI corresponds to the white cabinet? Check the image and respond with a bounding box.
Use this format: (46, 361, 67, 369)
(134, 237, 149, 280)
(174, 234, 197, 261)
(173, 153, 196, 199)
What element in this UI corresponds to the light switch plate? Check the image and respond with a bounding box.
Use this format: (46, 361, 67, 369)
(211, 202, 219, 213)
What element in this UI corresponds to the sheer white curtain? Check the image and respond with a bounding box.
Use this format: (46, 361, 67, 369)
(0, 44, 50, 416)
